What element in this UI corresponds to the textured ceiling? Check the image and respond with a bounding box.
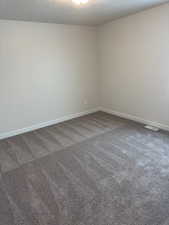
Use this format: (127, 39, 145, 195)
(0, 0, 168, 26)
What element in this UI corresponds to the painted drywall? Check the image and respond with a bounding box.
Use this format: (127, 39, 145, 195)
(1, 3, 169, 137)
(98, 3, 169, 127)
(0, 20, 99, 134)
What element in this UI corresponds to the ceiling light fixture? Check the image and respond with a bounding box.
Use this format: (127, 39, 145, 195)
(72, 0, 89, 5)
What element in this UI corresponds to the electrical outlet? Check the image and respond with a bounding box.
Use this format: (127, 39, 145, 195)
(83, 99, 88, 105)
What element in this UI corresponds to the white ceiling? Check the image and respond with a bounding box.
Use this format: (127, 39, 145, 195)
(0, 0, 168, 26)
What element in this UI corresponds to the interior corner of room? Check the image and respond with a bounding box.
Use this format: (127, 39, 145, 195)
(0, 2, 169, 139)
(1, 1, 169, 224)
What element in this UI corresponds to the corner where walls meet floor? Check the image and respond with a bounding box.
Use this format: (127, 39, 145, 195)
(0, 107, 169, 141)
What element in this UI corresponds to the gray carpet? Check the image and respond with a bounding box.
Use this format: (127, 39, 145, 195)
(0, 111, 169, 225)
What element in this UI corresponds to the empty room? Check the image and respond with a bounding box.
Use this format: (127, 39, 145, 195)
(0, 0, 169, 224)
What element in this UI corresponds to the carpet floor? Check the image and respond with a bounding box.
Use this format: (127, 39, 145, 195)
(0, 112, 169, 225)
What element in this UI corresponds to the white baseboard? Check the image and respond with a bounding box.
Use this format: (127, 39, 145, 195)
(1, 107, 168, 140)
(0, 108, 100, 140)
(100, 107, 169, 132)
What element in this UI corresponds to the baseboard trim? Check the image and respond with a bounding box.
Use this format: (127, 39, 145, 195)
(0, 108, 100, 140)
(1, 107, 168, 140)
(100, 107, 169, 132)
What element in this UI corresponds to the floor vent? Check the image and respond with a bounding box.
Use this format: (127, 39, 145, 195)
(144, 125, 159, 132)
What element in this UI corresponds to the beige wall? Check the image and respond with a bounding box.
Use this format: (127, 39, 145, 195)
(98, 3, 169, 127)
(1, 3, 169, 137)
(0, 20, 99, 134)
